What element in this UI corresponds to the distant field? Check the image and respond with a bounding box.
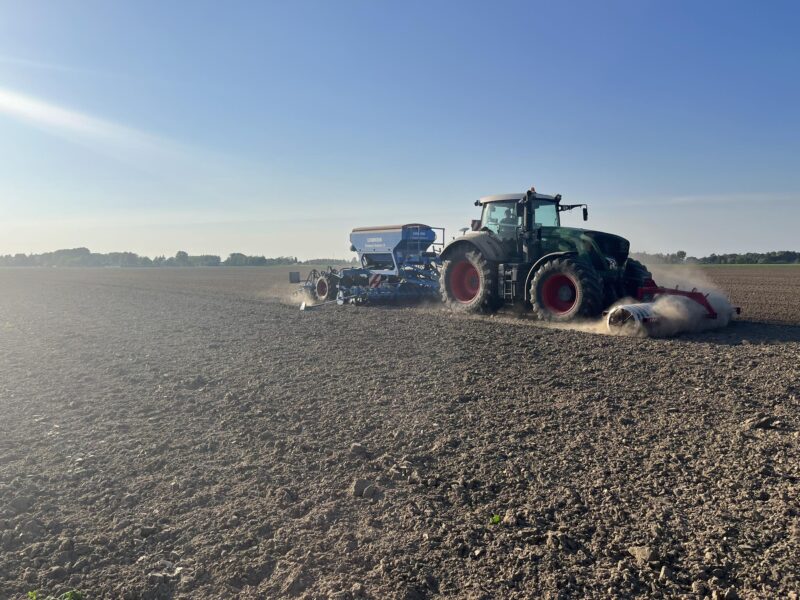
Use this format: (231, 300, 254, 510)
(664, 263, 800, 268)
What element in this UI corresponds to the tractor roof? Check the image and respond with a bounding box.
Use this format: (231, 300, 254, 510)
(477, 192, 558, 205)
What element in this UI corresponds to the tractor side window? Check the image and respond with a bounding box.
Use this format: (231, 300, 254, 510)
(533, 202, 559, 227)
(482, 202, 521, 241)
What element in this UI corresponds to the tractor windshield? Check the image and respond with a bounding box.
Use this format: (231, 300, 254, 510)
(481, 201, 521, 241)
(533, 201, 559, 227)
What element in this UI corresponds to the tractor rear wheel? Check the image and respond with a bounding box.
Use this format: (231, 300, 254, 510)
(314, 274, 337, 302)
(440, 248, 499, 313)
(530, 257, 603, 321)
(622, 258, 653, 299)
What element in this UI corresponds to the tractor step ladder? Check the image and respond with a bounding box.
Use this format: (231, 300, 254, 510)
(501, 265, 517, 301)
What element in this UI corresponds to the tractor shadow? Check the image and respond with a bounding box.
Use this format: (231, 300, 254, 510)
(678, 320, 800, 346)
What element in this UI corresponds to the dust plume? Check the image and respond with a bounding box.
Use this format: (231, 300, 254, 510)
(276, 289, 316, 307)
(648, 264, 719, 291)
(630, 291, 733, 337)
(639, 265, 735, 336)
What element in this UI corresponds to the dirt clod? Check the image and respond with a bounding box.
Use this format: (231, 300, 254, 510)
(46, 565, 68, 580)
(349, 443, 368, 458)
(351, 479, 371, 498)
(628, 545, 656, 564)
(9, 496, 35, 514)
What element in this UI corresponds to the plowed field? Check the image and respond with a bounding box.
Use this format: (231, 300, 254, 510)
(691, 265, 800, 324)
(1, 266, 798, 600)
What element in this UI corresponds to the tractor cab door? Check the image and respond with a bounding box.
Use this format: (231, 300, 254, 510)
(524, 207, 543, 262)
(481, 201, 524, 259)
(525, 200, 561, 259)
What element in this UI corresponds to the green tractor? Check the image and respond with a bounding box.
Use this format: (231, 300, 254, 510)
(439, 187, 653, 321)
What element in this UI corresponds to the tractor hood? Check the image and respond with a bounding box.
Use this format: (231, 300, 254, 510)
(445, 227, 632, 269)
(555, 228, 631, 265)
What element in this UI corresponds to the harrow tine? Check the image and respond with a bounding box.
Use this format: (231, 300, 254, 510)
(300, 300, 335, 311)
(300, 295, 356, 311)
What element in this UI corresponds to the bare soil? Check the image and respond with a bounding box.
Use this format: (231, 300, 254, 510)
(1, 267, 798, 600)
(690, 265, 800, 325)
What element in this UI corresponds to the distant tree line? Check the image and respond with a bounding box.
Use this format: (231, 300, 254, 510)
(7, 247, 797, 268)
(630, 250, 689, 265)
(0, 248, 357, 268)
(631, 250, 800, 265)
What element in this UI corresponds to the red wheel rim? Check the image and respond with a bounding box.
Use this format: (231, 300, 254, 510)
(541, 273, 577, 313)
(316, 279, 328, 299)
(450, 261, 481, 303)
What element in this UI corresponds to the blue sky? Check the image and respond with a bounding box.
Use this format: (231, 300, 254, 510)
(0, 0, 798, 259)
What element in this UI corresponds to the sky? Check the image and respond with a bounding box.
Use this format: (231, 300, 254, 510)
(0, 0, 798, 259)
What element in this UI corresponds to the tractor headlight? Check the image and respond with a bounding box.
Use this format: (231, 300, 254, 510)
(606, 257, 618, 270)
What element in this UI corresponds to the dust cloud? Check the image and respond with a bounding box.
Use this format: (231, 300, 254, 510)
(280, 289, 310, 307)
(642, 265, 735, 336)
(636, 291, 733, 337)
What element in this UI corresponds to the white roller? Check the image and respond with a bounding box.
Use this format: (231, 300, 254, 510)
(606, 303, 659, 332)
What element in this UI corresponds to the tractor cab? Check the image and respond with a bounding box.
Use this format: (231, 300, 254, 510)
(477, 193, 561, 231)
(474, 192, 565, 259)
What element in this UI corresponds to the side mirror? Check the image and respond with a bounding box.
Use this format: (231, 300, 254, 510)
(471, 219, 481, 231)
(582, 207, 588, 221)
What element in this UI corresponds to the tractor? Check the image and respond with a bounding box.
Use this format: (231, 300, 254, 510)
(438, 187, 653, 320)
(293, 186, 734, 332)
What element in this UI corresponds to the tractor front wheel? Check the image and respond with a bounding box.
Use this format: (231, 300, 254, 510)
(440, 249, 499, 313)
(530, 257, 603, 321)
